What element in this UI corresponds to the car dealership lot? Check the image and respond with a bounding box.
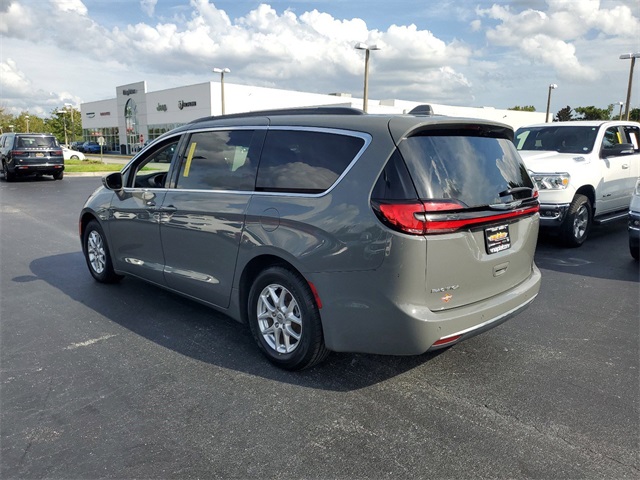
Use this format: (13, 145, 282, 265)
(1, 176, 638, 479)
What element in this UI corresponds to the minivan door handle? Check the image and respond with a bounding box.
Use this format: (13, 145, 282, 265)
(622, 164, 629, 169)
(158, 205, 177, 212)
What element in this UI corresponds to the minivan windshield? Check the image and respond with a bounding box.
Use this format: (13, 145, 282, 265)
(399, 135, 534, 208)
(514, 126, 599, 154)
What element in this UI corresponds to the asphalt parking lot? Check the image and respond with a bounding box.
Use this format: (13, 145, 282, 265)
(1, 175, 638, 479)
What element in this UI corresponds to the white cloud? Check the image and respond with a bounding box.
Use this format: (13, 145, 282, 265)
(0, 58, 81, 116)
(140, 0, 157, 17)
(476, 0, 639, 82)
(0, 1, 637, 116)
(52, 0, 88, 15)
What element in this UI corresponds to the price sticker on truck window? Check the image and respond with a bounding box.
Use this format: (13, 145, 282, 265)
(485, 224, 511, 254)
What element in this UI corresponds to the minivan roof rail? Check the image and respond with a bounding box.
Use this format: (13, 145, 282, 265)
(191, 106, 365, 124)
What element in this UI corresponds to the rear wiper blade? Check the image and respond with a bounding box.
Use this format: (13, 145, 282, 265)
(499, 187, 533, 197)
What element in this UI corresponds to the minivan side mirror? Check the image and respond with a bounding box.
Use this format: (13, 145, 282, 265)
(601, 143, 635, 158)
(103, 172, 123, 190)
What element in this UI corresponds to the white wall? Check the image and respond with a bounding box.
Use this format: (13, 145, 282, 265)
(80, 80, 546, 143)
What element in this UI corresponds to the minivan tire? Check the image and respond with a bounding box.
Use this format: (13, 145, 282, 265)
(561, 194, 591, 247)
(247, 266, 329, 370)
(83, 220, 123, 283)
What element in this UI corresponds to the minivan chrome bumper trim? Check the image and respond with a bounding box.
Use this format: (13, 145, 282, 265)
(427, 293, 538, 351)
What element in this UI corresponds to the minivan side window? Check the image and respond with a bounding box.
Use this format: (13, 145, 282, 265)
(256, 130, 365, 194)
(131, 139, 179, 188)
(176, 130, 258, 191)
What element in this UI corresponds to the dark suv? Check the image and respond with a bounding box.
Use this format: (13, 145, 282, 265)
(0, 133, 64, 181)
(80, 108, 541, 370)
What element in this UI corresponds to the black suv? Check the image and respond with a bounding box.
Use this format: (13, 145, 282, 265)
(0, 133, 64, 181)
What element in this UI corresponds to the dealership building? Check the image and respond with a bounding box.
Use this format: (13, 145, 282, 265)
(81, 80, 546, 154)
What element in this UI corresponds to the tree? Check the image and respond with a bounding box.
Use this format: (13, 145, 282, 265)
(508, 105, 536, 111)
(44, 106, 81, 145)
(0, 107, 15, 134)
(555, 106, 574, 122)
(574, 105, 614, 121)
(629, 108, 640, 122)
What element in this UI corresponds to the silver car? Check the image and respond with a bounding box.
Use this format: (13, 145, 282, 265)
(80, 108, 541, 370)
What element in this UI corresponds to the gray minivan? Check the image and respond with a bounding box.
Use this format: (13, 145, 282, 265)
(80, 108, 541, 369)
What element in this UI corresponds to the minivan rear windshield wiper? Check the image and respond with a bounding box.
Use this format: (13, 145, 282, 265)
(499, 187, 533, 197)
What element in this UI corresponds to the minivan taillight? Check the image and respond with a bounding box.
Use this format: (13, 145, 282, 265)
(373, 200, 539, 235)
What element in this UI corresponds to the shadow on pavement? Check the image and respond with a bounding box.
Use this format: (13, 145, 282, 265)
(27, 252, 443, 392)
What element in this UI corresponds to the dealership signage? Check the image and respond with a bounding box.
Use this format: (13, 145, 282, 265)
(86, 112, 95, 118)
(157, 103, 168, 112)
(178, 100, 197, 110)
(100, 112, 111, 116)
(123, 89, 137, 96)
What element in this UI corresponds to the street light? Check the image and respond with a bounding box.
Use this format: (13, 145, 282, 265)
(619, 52, 640, 120)
(545, 84, 557, 123)
(64, 103, 75, 142)
(25, 115, 30, 133)
(618, 101, 624, 120)
(355, 43, 381, 113)
(57, 110, 69, 145)
(212, 67, 230, 115)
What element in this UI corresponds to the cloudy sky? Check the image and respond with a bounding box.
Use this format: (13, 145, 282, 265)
(1, 0, 638, 117)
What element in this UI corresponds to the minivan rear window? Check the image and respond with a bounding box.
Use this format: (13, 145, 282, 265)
(256, 130, 365, 194)
(398, 134, 534, 208)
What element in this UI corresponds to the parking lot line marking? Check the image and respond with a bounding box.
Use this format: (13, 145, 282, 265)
(64, 334, 117, 350)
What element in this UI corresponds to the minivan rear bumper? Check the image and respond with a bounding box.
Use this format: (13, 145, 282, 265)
(314, 264, 541, 355)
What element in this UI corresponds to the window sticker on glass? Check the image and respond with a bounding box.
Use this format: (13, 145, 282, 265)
(184, 142, 197, 177)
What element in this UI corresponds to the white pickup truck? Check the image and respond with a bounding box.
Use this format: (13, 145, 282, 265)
(515, 121, 640, 246)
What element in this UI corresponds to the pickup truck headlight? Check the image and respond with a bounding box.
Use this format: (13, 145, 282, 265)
(529, 172, 570, 190)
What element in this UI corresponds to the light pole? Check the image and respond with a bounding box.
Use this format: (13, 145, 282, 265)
(355, 43, 381, 113)
(58, 110, 69, 146)
(65, 103, 75, 142)
(25, 115, 30, 133)
(619, 53, 640, 120)
(212, 67, 230, 115)
(545, 84, 557, 123)
(618, 101, 624, 120)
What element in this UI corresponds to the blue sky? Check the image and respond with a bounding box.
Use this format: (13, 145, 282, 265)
(1, 0, 639, 117)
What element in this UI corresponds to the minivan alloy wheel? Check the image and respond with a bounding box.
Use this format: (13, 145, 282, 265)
(87, 230, 106, 274)
(247, 266, 329, 370)
(83, 220, 123, 283)
(257, 284, 302, 353)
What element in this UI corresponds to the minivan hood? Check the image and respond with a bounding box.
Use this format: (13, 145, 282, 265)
(518, 150, 591, 173)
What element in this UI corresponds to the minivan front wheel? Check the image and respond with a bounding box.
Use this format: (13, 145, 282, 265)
(561, 194, 592, 247)
(247, 267, 329, 370)
(83, 220, 123, 283)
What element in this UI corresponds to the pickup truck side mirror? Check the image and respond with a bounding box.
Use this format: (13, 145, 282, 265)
(601, 143, 635, 158)
(103, 171, 123, 191)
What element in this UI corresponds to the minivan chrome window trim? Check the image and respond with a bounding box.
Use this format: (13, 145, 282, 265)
(121, 127, 372, 198)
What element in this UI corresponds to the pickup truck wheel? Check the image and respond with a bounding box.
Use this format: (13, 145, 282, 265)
(561, 194, 591, 247)
(630, 240, 640, 261)
(53, 171, 64, 180)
